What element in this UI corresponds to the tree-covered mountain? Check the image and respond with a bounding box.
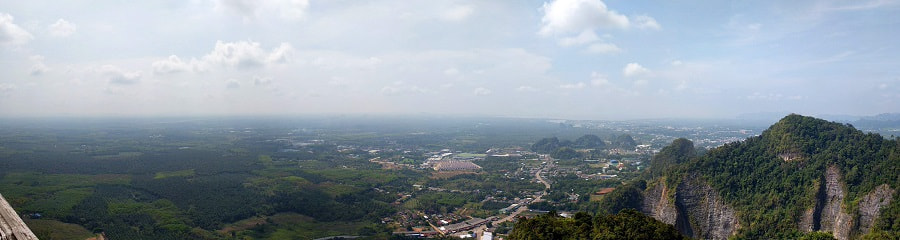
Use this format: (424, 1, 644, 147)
(604, 114, 899, 239)
(574, 134, 606, 149)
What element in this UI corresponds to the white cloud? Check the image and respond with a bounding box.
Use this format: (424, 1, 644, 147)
(440, 5, 474, 22)
(152, 55, 199, 74)
(278, 0, 310, 20)
(98, 65, 141, 85)
(558, 30, 599, 46)
(48, 19, 77, 37)
(204, 41, 268, 68)
(267, 43, 295, 64)
(29, 55, 50, 76)
(559, 82, 586, 89)
(473, 87, 492, 96)
(215, 0, 309, 21)
(199, 41, 294, 69)
(623, 63, 650, 77)
(590, 72, 610, 87)
(633, 15, 661, 30)
(0, 13, 34, 46)
(539, 0, 630, 36)
(586, 42, 621, 54)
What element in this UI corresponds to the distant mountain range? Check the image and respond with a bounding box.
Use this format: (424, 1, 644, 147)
(737, 112, 900, 133)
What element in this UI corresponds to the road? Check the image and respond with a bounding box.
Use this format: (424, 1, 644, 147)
(535, 168, 551, 190)
(473, 164, 553, 238)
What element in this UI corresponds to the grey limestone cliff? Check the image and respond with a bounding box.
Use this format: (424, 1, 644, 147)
(641, 174, 739, 240)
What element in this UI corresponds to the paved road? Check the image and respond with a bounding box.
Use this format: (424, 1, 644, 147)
(473, 164, 553, 239)
(535, 168, 551, 190)
(491, 165, 552, 225)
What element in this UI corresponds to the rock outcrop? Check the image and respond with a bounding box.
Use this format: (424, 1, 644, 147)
(641, 181, 677, 225)
(819, 165, 853, 240)
(641, 174, 739, 240)
(675, 174, 739, 240)
(857, 184, 895, 234)
(0, 193, 38, 240)
(799, 165, 896, 240)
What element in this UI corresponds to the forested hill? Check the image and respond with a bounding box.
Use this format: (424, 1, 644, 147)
(618, 114, 899, 239)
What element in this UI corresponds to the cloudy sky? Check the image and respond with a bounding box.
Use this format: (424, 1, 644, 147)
(1, 0, 898, 119)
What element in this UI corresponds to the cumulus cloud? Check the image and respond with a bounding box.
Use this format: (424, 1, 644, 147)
(473, 87, 492, 96)
(153, 41, 293, 73)
(633, 15, 661, 30)
(48, 19, 77, 37)
(98, 65, 141, 85)
(267, 43, 295, 64)
(153, 55, 199, 74)
(440, 5, 474, 22)
(539, 0, 630, 36)
(203, 41, 294, 68)
(0, 13, 34, 46)
(29, 55, 50, 76)
(623, 63, 650, 77)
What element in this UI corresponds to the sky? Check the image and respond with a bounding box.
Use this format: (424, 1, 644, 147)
(0, 0, 898, 120)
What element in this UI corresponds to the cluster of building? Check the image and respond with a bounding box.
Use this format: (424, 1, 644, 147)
(433, 161, 481, 171)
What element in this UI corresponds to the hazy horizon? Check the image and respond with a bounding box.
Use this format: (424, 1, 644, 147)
(2, 1, 898, 119)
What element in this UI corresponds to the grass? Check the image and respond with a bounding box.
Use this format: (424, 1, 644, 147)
(92, 151, 143, 160)
(22, 187, 93, 217)
(154, 169, 196, 179)
(0, 172, 130, 217)
(25, 219, 96, 240)
(228, 212, 368, 239)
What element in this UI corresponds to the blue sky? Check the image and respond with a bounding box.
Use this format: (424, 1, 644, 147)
(0, 0, 898, 119)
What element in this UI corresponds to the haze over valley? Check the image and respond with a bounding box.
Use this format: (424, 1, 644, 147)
(1, 0, 899, 239)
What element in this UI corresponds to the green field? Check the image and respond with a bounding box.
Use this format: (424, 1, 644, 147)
(154, 169, 196, 179)
(25, 219, 97, 240)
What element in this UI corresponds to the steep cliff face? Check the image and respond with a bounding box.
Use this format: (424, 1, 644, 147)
(799, 207, 815, 232)
(641, 181, 677, 225)
(800, 166, 896, 239)
(820, 165, 853, 240)
(675, 174, 739, 240)
(640, 175, 739, 240)
(857, 184, 895, 234)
